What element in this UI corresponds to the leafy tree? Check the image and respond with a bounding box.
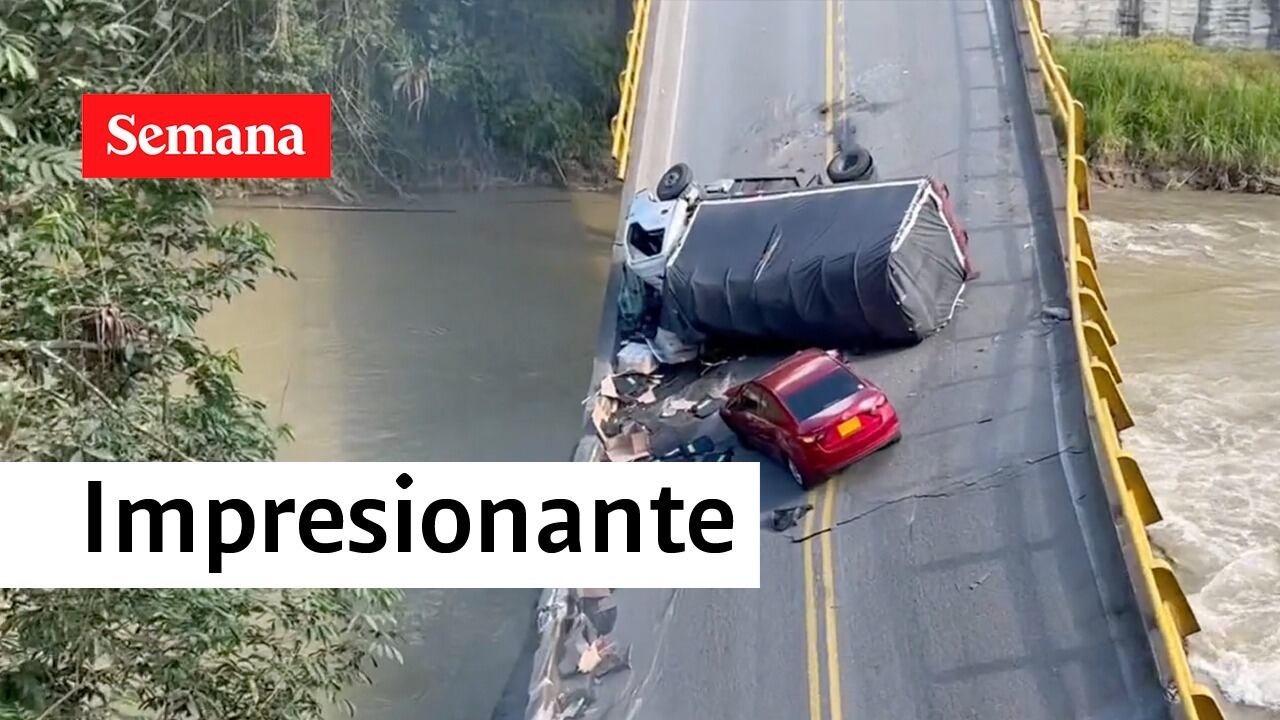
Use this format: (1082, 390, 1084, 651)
(0, 589, 403, 719)
(0, 2, 402, 717)
(155, 0, 626, 191)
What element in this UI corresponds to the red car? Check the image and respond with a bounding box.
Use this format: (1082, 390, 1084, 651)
(720, 349, 901, 487)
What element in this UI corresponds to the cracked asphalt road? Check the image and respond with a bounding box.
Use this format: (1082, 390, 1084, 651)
(577, 1, 1171, 718)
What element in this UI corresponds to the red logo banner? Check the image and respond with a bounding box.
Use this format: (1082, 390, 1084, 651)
(81, 94, 331, 179)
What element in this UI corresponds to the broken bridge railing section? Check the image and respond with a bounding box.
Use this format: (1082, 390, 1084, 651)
(610, 0, 651, 181)
(1021, 1, 1225, 718)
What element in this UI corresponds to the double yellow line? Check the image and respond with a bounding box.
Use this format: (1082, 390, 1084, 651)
(824, 0, 849, 161)
(803, 479, 844, 720)
(805, 3, 849, 720)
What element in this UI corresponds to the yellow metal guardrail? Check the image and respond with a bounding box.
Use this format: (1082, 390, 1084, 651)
(1021, 2, 1223, 718)
(610, 0, 651, 181)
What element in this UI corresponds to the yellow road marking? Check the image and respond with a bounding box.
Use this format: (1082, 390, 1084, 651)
(824, 0, 836, 161)
(821, 479, 844, 720)
(802, 490, 822, 720)
(825, 8, 848, 720)
(821, 0, 848, 718)
(803, 4, 847, 720)
(837, 0, 849, 146)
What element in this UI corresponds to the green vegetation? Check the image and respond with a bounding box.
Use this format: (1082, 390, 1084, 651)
(0, 0, 545, 716)
(164, 0, 628, 194)
(0, 589, 402, 719)
(2, 0, 630, 712)
(1058, 38, 1280, 190)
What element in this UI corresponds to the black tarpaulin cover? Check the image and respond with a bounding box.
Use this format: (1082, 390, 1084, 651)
(660, 178, 967, 349)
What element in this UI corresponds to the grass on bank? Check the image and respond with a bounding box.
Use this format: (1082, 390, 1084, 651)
(1057, 38, 1280, 184)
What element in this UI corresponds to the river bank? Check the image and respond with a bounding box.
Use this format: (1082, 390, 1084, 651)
(1058, 38, 1280, 194)
(212, 176, 622, 213)
(1091, 163, 1280, 194)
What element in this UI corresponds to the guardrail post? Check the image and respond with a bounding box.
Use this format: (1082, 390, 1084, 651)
(1073, 156, 1092, 212)
(1073, 214, 1097, 266)
(1193, 689, 1227, 720)
(1082, 321, 1123, 384)
(1076, 258, 1107, 310)
(1117, 453, 1162, 525)
(1079, 288, 1116, 346)
(1152, 560, 1201, 639)
(1090, 361, 1134, 431)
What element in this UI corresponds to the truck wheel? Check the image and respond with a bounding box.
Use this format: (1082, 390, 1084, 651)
(656, 163, 693, 201)
(827, 145, 875, 183)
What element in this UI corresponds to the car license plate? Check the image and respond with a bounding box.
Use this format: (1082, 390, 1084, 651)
(837, 417, 862, 437)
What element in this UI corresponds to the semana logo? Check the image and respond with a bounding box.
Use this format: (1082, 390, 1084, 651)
(81, 94, 331, 179)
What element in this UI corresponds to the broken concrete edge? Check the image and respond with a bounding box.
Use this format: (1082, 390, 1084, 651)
(522, 587, 632, 720)
(524, 5, 666, 709)
(527, 184, 641, 720)
(524, 587, 569, 719)
(523, 355, 658, 714)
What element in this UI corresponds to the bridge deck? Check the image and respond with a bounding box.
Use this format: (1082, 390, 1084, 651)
(586, 1, 1169, 718)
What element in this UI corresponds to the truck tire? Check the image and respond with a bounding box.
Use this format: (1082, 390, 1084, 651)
(656, 163, 693, 201)
(827, 145, 875, 183)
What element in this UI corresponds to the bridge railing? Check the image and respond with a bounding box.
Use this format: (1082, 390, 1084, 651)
(610, 0, 652, 181)
(1021, 2, 1224, 718)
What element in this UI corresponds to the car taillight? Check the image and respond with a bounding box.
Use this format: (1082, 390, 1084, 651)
(799, 434, 819, 445)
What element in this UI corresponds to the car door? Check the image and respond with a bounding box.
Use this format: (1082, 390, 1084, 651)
(730, 384, 775, 453)
(754, 389, 797, 459)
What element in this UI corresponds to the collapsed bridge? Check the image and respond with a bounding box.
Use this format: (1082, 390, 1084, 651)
(532, 1, 1226, 719)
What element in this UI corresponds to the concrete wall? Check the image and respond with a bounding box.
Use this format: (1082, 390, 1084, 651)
(1041, 0, 1280, 48)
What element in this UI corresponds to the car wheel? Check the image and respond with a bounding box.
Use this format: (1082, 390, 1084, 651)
(656, 162, 693, 201)
(826, 145, 875, 183)
(786, 457, 808, 488)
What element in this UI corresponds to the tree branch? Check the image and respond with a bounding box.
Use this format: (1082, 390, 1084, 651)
(35, 345, 196, 462)
(33, 683, 81, 720)
(0, 339, 112, 353)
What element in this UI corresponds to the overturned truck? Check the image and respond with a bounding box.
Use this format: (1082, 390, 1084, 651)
(645, 174, 974, 351)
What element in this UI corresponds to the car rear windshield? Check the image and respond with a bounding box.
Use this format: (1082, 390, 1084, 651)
(779, 369, 863, 421)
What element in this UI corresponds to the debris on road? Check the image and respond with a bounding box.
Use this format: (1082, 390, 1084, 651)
(770, 504, 814, 532)
(602, 422, 651, 462)
(659, 397, 699, 418)
(1040, 305, 1071, 323)
(526, 587, 632, 720)
(616, 342, 659, 375)
(698, 356, 730, 375)
(601, 373, 659, 404)
(692, 396, 721, 418)
(579, 588, 618, 635)
(652, 435, 734, 462)
(576, 637, 631, 679)
(647, 326, 698, 365)
(590, 395, 620, 437)
(545, 688, 591, 720)
(575, 637, 609, 674)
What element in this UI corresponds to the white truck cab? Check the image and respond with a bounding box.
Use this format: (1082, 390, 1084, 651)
(622, 181, 699, 289)
(621, 161, 817, 289)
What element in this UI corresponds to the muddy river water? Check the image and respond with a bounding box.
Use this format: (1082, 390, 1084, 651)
(205, 189, 616, 720)
(1092, 187, 1280, 720)
(206, 186, 1278, 719)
